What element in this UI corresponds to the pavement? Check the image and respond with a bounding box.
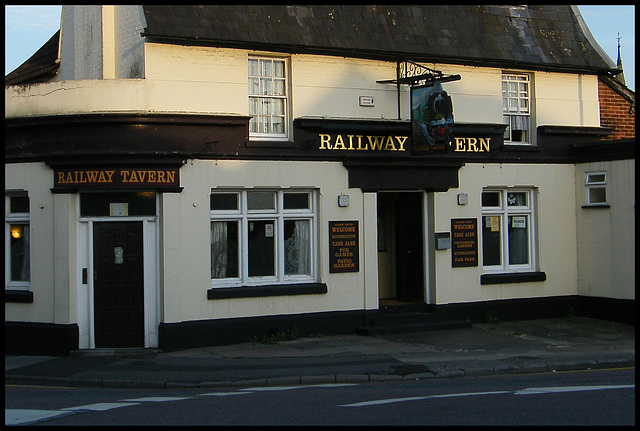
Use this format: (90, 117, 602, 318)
(5, 316, 634, 390)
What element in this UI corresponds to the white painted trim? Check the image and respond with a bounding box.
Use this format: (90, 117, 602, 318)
(76, 216, 160, 349)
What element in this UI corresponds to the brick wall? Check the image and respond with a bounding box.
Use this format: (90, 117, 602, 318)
(598, 80, 635, 140)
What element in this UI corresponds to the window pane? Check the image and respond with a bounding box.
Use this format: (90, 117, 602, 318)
(284, 220, 311, 275)
(248, 220, 275, 277)
(211, 221, 239, 278)
(274, 79, 285, 96)
(507, 192, 527, 206)
(247, 191, 275, 210)
(248, 59, 259, 76)
(10, 224, 30, 282)
(261, 78, 272, 95)
(284, 193, 309, 210)
(262, 60, 272, 77)
(588, 187, 607, 203)
(211, 193, 238, 211)
(481, 191, 500, 207)
(482, 216, 501, 266)
(272, 117, 284, 134)
(274, 61, 284, 77)
(508, 215, 529, 265)
(586, 173, 606, 184)
(249, 78, 260, 96)
(10, 196, 29, 213)
(272, 98, 284, 115)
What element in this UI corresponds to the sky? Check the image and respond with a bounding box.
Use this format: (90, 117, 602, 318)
(3, 5, 636, 91)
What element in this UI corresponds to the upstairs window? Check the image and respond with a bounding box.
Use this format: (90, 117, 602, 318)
(502, 73, 532, 145)
(249, 57, 289, 140)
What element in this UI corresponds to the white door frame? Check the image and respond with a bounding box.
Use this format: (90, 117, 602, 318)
(76, 216, 160, 349)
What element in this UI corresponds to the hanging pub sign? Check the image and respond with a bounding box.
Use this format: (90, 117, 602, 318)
(411, 82, 454, 154)
(329, 220, 359, 273)
(451, 218, 478, 267)
(53, 166, 181, 191)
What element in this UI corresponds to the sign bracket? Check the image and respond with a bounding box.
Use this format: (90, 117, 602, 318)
(377, 60, 461, 87)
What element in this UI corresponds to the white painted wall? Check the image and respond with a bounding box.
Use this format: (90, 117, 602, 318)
(433, 163, 579, 305)
(4, 163, 65, 323)
(160, 159, 369, 324)
(10, 34, 602, 130)
(576, 159, 635, 300)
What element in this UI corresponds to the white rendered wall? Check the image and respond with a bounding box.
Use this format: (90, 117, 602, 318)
(576, 159, 635, 300)
(160, 159, 369, 324)
(433, 163, 579, 305)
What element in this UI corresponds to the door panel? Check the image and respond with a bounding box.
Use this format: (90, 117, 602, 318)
(93, 222, 144, 348)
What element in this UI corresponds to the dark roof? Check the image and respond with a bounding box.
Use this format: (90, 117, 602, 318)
(4, 5, 618, 87)
(5, 30, 60, 86)
(142, 5, 616, 74)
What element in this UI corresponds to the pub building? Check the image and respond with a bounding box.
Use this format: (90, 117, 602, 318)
(5, 6, 635, 355)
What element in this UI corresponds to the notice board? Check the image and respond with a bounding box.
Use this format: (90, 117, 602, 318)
(329, 221, 359, 273)
(451, 218, 478, 267)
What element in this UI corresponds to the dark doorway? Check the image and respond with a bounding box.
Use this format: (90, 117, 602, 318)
(378, 192, 424, 303)
(395, 193, 424, 301)
(93, 222, 144, 348)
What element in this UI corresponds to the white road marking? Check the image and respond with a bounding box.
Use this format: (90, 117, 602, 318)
(5, 409, 73, 426)
(240, 383, 359, 392)
(62, 402, 139, 411)
(514, 384, 635, 395)
(342, 384, 636, 407)
(122, 397, 191, 402)
(342, 391, 509, 407)
(199, 391, 255, 397)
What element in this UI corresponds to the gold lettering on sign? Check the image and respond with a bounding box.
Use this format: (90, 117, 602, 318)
(453, 137, 490, 152)
(54, 168, 179, 186)
(319, 134, 408, 152)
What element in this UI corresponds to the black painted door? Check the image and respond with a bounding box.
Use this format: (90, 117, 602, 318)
(93, 222, 144, 348)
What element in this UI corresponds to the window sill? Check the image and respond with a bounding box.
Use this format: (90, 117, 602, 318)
(207, 282, 327, 300)
(246, 139, 297, 149)
(5, 289, 34, 303)
(501, 144, 540, 152)
(581, 204, 610, 209)
(480, 271, 546, 285)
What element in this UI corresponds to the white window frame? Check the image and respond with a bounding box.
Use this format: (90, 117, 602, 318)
(502, 72, 532, 145)
(210, 189, 317, 287)
(585, 171, 608, 206)
(248, 56, 290, 141)
(5, 193, 30, 290)
(481, 188, 537, 273)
